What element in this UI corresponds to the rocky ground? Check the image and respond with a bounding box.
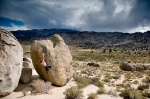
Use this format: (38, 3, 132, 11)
(2, 60, 150, 99)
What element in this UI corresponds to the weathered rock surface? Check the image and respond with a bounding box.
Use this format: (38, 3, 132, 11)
(19, 57, 33, 84)
(23, 57, 33, 68)
(23, 61, 31, 68)
(0, 29, 23, 97)
(120, 62, 134, 71)
(30, 34, 73, 86)
(19, 68, 32, 84)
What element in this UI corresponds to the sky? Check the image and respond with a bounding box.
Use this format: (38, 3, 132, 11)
(0, 0, 150, 33)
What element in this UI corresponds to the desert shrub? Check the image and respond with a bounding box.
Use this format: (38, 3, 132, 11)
(142, 77, 150, 83)
(125, 73, 131, 79)
(112, 75, 121, 79)
(63, 86, 83, 99)
(120, 88, 144, 99)
(133, 80, 139, 84)
(73, 74, 92, 89)
(81, 70, 87, 74)
(116, 86, 122, 92)
(137, 84, 149, 90)
(103, 77, 110, 82)
(28, 79, 52, 95)
(91, 78, 104, 88)
(87, 92, 98, 99)
(107, 89, 117, 96)
(97, 87, 106, 94)
(143, 91, 150, 98)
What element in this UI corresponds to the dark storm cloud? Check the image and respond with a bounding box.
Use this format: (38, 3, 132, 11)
(0, 0, 150, 32)
(129, 0, 150, 26)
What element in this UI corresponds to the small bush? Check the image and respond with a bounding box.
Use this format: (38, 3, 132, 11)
(133, 80, 139, 84)
(103, 78, 110, 82)
(28, 79, 52, 95)
(137, 84, 149, 90)
(63, 86, 83, 99)
(91, 78, 104, 88)
(120, 88, 144, 99)
(143, 91, 150, 98)
(112, 75, 121, 79)
(107, 89, 117, 96)
(97, 87, 106, 94)
(73, 74, 92, 89)
(87, 92, 98, 99)
(142, 77, 150, 83)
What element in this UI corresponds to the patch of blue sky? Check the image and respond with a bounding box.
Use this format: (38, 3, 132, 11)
(0, 16, 24, 27)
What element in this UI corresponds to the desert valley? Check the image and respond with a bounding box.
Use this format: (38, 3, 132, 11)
(0, 29, 150, 99)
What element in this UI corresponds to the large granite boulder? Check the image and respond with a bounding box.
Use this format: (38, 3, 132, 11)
(0, 29, 23, 97)
(30, 34, 73, 86)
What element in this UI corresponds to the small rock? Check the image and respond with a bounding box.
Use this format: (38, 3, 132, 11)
(120, 62, 134, 71)
(135, 66, 144, 71)
(23, 57, 33, 68)
(87, 62, 100, 67)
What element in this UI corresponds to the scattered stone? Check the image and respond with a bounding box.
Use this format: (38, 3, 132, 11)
(120, 62, 134, 71)
(142, 65, 150, 70)
(0, 29, 23, 97)
(87, 62, 100, 67)
(135, 66, 144, 71)
(30, 34, 73, 86)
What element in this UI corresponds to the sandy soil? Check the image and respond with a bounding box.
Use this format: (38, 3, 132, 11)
(2, 70, 76, 99)
(2, 63, 147, 99)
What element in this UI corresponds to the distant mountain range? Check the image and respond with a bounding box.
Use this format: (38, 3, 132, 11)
(11, 29, 150, 49)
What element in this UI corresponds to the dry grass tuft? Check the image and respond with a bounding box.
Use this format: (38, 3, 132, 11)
(87, 92, 98, 99)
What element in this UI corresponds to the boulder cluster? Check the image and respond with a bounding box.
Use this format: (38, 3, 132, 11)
(0, 29, 73, 97)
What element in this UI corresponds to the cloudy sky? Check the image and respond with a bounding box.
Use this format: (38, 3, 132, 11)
(0, 0, 150, 33)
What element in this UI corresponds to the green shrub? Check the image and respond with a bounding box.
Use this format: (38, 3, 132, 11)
(107, 89, 117, 96)
(73, 74, 92, 89)
(142, 77, 150, 83)
(137, 84, 149, 90)
(63, 86, 83, 99)
(87, 92, 98, 99)
(112, 75, 121, 79)
(133, 80, 139, 84)
(97, 87, 106, 94)
(143, 91, 150, 98)
(120, 88, 145, 99)
(91, 78, 104, 88)
(103, 78, 110, 82)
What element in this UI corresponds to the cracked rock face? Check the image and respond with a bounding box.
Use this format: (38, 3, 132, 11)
(0, 29, 23, 97)
(31, 34, 73, 86)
